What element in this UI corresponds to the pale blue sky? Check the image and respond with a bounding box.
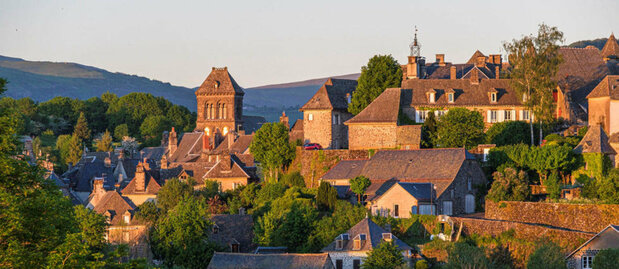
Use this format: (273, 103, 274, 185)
(1, 0, 617, 88)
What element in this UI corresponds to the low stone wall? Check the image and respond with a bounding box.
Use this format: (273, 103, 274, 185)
(289, 147, 370, 188)
(485, 200, 619, 233)
(450, 216, 593, 251)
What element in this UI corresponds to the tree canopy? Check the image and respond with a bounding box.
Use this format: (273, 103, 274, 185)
(361, 241, 405, 269)
(249, 122, 295, 181)
(433, 108, 485, 149)
(350, 175, 371, 203)
(348, 55, 402, 115)
(526, 242, 565, 269)
(487, 168, 531, 202)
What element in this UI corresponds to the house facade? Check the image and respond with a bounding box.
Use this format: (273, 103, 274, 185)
(300, 78, 357, 149)
(566, 225, 619, 269)
(367, 182, 434, 218)
(587, 75, 619, 137)
(208, 252, 335, 269)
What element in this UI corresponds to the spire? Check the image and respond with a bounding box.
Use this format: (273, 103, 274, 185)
(410, 26, 421, 57)
(601, 33, 619, 60)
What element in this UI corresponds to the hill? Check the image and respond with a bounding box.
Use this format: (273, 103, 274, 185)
(567, 38, 609, 50)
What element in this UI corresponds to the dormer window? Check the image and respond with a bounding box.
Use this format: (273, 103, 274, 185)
(123, 215, 130, 224)
(335, 233, 348, 250)
(353, 234, 366, 250)
(491, 93, 497, 102)
(214, 81, 220, 89)
(231, 243, 240, 252)
(429, 93, 435, 103)
(382, 233, 393, 242)
(448, 93, 454, 103)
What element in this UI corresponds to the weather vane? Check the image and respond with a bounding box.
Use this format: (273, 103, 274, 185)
(410, 26, 421, 57)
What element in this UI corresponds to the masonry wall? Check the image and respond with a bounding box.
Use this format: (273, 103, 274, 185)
(485, 200, 619, 233)
(331, 110, 353, 149)
(290, 147, 371, 188)
(348, 124, 397, 150)
(588, 97, 610, 132)
(125, 194, 156, 207)
(107, 225, 151, 260)
(396, 125, 421, 150)
(609, 100, 619, 135)
(303, 109, 333, 148)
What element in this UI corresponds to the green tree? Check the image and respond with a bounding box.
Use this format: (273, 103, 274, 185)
(134, 200, 160, 225)
(446, 242, 490, 269)
(485, 121, 532, 146)
(362, 241, 405, 269)
(140, 115, 171, 146)
(250, 122, 295, 181)
(598, 169, 619, 204)
(487, 168, 530, 202)
(114, 124, 129, 141)
(316, 181, 338, 211)
(433, 108, 485, 149)
(156, 178, 194, 213)
(66, 135, 83, 166)
(348, 55, 402, 115)
(593, 248, 619, 269)
(281, 171, 306, 188)
(84, 97, 109, 134)
(421, 112, 437, 148)
(94, 130, 113, 152)
(350, 175, 371, 203)
(415, 260, 429, 269)
(526, 242, 565, 269)
(73, 112, 91, 142)
(303, 201, 367, 252)
(151, 196, 217, 268)
(504, 24, 564, 145)
(106, 92, 164, 137)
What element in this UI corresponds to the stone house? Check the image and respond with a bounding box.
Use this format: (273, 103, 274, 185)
(587, 75, 619, 138)
(195, 67, 244, 136)
(208, 252, 335, 269)
(300, 78, 358, 149)
(321, 148, 486, 215)
(345, 88, 422, 150)
(321, 217, 412, 269)
(121, 160, 162, 206)
(209, 214, 256, 253)
(366, 182, 434, 218)
(566, 225, 619, 269)
(574, 124, 617, 169)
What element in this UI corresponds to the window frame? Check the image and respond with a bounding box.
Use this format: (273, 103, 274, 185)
(491, 93, 497, 102)
(448, 93, 454, 103)
(582, 256, 593, 269)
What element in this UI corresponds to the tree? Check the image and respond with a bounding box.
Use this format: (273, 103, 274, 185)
(593, 248, 619, 269)
(421, 112, 437, 148)
(348, 55, 402, 115)
(66, 135, 83, 166)
(504, 24, 564, 145)
(446, 242, 490, 269)
(73, 112, 91, 142)
(250, 122, 295, 181)
(281, 171, 306, 188)
(94, 130, 113, 152)
(526, 242, 565, 269)
(151, 196, 217, 268)
(487, 168, 530, 202)
(350, 175, 371, 203)
(433, 108, 485, 149)
(303, 201, 367, 252)
(140, 115, 171, 145)
(485, 121, 532, 146)
(134, 200, 160, 225)
(316, 181, 338, 211)
(362, 241, 405, 269)
(114, 124, 129, 141)
(156, 178, 194, 213)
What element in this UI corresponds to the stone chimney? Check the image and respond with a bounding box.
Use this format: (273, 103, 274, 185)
(142, 158, 150, 170)
(470, 69, 479, 84)
(221, 154, 232, 171)
(279, 111, 290, 130)
(160, 154, 168, 169)
(407, 56, 421, 79)
(90, 177, 106, 207)
(435, 54, 445, 66)
(450, 66, 457, 80)
(168, 127, 178, 156)
(489, 54, 502, 65)
(476, 56, 486, 68)
(227, 132, 235, 150)
(135, 161, 146, 192)
(203, 133, 211, 151)
(495, 66, 500, 79)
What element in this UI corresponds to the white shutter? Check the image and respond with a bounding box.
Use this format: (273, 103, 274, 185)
(511, 110, 516, 121)
(519, 110, 523, 121)
(487, 110, 492, 123)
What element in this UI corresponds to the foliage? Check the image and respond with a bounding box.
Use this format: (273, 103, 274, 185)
(433, 108, 485, 149)
(421, 112, 437, 148)
(250, 122, 295, 181)
(582, 153, 613, 179)
(488, 245, 515, 269)
(120, 136, 138, 158)
(593, 248, 619, 269)
(350, 175, 371, 203)
(156, 178, 195, 213)
(316, 181, 338, 211)
(348, 55, 402, 115)
(72, 112, 91, 142)
(66, 135, 83, 166)
(446, 242, 490, 269)
(526, 242, 565, 269)
(503, 24, 564, 145)
(94, 130, 113, 152)
(545, 171, 562, 199)
(487, 168, 531, 202)
(281, 170, 306, 188)
(114, 124, 129, 141)
(579, 168, 619, 204)
(415, 259, 429, 269)
(151, 196, 217, 268)
(135, 200, 160, 225)
(304, 201, 367, 252)
(140, 115, 172, 146)
(361, 241, 405, 269)
(485, 121, 532, 146)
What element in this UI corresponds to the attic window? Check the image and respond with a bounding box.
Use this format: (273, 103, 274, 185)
(429, 93, 436, 103)
(448, 93, 454, 103)
(353, 234, 366, 250)
(336, 239, 343, 250)
(382, 233, 392, 242)
(123, 215, 130, 224)
(490, 93, 497, 103)
(214, 81, 220, 89)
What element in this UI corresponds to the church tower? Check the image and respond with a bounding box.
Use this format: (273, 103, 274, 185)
(195, 67, 244, 136)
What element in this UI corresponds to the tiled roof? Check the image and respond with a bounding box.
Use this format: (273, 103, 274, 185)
(556, 47, 612, 107)
(207, 252, 334, 269)
(121, 170, 162, 196)
(92, 191, 136, 225)
(402, 79, 522, 107)
(601, 33, 619, 59)
(195, 67, 244, 95)
(321, 218, 411, 252)
(321, 160, 368, 180)
(574, 125, 617, 155)
(289, 119, 304, 142)
(566, 224, 619, 259)
(209, 214, 256, 253)
(609, 132, 619, 143)
(203, 157, 250, 179)
(345, 88, 402, 124)
(587, 75, 619, 100)
(466, 50, 486, 64)
(169, 132, 203, 163)
(213, 134, 253, 155)
(300, 78, 357, 111)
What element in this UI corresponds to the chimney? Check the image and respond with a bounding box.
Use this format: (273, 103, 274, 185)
(90, 177, 106, 207)
(203, 133, 211, 151)
(160, 154, 168, 169)
(435, 54, 445, 66)
(135, 162, 146, 192)
(476, 56, 486, 68)
(221, 154, 232, 171)
(407, 56, 421, 79)
(450, 66, 457, 80)
(168, 127, 178, 156)
(104, 156, 111, 168)
(142, 158, 150, 170)
(495, 66, 500, 79)
(227, 132, 235, 150)
(279, 111, 290, 130)
(470, 69, 479, 84)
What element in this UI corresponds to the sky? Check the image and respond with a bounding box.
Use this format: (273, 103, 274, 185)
(0, 0, 617, 88)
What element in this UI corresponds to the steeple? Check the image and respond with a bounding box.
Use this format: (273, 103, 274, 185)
(410, 26, 421, 57)
(601, 33, 619, 60)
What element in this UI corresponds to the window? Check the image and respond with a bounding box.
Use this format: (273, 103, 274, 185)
(205, 127, 210, 136)
(412, 205, 417, 214)
(504, 110, 512, 121)
(353, 259, 361, 269)
(418, 110, 427, 122)
(448, 93, 454, 103)
(583, 256, 593, 269)
(231, 243, 240, 253)
(522, 110, 530, 121)
(308, 114, 313, 121)
(223, 127, 229, 136)
(333, 114, 341, 125)
(436, 110, 446, 118)
(123, 215, 130, 224)
(490, 111, 497, 123)
(468, 177, 472, 191)
(483, 148, 490, 162)
(336, 240, 343, 250)
(429, 93, 435, 103)
(336, 260, 343, 269)
(491, 93, 497, 102)
(382, 233, 392, 242)
(394, 204, 399, 217)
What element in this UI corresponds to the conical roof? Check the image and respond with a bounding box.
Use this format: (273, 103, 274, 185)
(574, 125, 616, 155)
(601, 33, 619, 59)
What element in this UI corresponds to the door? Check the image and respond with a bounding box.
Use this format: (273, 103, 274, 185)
(353, 259, 361, 269)
(465, 194, 475, 214)
(442, 201, 453, 216)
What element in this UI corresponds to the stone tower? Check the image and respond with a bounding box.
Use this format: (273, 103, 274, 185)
(195, 67, 244, 136)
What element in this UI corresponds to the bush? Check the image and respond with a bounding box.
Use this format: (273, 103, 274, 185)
(281, 171, 305, 188)
(526, 242, 565, 269)
(446, 242, 489, 269)
(593, 248, 619, 269)
(486, 121, 532, 146)
(415, 259, 428, 269)
(487, 168, 530, 202)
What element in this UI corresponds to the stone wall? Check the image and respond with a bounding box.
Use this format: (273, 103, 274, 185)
(348, 124, 397, 150)
(485, 200, 619, 233)
(303, 109, 333, 148)
(289, 147, 370, 188)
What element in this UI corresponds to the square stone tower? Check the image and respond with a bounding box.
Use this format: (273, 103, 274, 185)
(195, 67, 244, 136)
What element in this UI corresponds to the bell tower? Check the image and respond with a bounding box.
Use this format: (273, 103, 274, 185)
(195, 67, 244, 136)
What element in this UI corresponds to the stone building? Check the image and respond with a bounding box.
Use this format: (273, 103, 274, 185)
(208, 253, 335, 269)
(566, 225, 619, 269)
(587, 75, 619, 137)
(195, 67, 244, 136)
(321, 217, 412, 269)
(209, 214, 256, 253)
(121, 160, 161, 206)
(300, 78, 358, 149)
(366, 182, 434, 218)
(574, 124, 617, 169)
(321, 148, 486, 215)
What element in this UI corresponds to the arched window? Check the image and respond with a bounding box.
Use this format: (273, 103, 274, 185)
(205, 103, 210, 119)
(223, 103, 227, 119)
(218, 103, 222, 119)
(223, 127, 229, 136)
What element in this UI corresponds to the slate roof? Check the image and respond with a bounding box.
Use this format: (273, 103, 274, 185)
(587, 75, 619, 100)
(121, 170, 162, 196)
(601, 33, 619, 59)
(209, 214, 256, 253)
(66, 152, 116, 192)
(425, 63, 499, 80)
(169, 132, 203, 163)
(402, 79, 522, 107)
(242, 115, 267, 133)
(574, 125, 617, 155)
(195, 67, 244, 95)
(203, 157, 251, 179)
(300, 78, 357, 111)
(207, 252, 334, 269)
(92, 191, 136, 225)
(321, 218, 411, 252)
(140, 147, 167, 163)
(391, 182, 433, 201)
(345, 88, 402, 124)
(321, 160, 368, 180)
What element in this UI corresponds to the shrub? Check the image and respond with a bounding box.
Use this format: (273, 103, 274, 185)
(593, 248, 619, 269)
